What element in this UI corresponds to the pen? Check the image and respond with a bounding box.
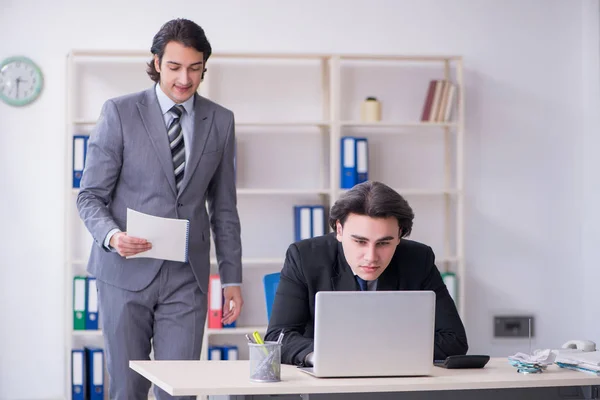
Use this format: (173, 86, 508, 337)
(252, 331, 264, 345)
(245, 334, 256, 344)
(253, 331, 270, 356)
(277, 330, 285, 345)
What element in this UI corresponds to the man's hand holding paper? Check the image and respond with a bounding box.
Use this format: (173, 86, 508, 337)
(125, 208, 190, 263)
(110, 232, 152, 257)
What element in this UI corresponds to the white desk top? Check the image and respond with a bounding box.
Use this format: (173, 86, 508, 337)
(129, 358, 600, 397)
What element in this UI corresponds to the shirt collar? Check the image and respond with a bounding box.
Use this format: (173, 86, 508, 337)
(155, 83, 195, 117)
(354, 274, 377, 284)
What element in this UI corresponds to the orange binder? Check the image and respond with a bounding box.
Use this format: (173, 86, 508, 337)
(208, 274, 222, 329)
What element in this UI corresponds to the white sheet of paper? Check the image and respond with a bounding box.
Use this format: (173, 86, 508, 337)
(126, 208, 189, 263)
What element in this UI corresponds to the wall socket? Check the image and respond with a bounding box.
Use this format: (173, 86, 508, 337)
(494, 316, 534, 338)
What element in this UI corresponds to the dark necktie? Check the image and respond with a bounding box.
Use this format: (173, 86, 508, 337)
(355, 276, 368, 291)
(168, 105, 185, 191)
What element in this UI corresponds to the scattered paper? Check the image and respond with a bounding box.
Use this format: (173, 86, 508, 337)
(508, 349, 556, 374)
(556, 351, 600, 372)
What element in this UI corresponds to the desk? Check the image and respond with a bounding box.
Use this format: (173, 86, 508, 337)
(130, 358, 599, 399)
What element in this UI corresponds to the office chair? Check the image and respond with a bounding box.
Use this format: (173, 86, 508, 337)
(263, 272, 280, 321)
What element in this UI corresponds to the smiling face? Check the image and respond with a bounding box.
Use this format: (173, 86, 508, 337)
(336, 213, 401, 281)
(154, 40, 204, 104)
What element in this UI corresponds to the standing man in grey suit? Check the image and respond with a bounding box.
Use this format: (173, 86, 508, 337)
(77, 18, 243, 400)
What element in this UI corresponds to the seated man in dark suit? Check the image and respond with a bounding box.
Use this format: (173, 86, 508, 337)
(265, 181, 468, 366)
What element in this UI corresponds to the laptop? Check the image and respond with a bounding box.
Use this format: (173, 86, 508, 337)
(298, 290, 435, 378)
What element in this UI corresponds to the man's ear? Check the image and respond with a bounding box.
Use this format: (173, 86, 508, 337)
(336, 221, 343, 240)
(154, 55, 161, 73)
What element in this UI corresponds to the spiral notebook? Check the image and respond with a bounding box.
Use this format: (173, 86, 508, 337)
(126, 208, 189, 263)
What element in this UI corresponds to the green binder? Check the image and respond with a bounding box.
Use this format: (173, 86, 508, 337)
(73, 276, 87, 330)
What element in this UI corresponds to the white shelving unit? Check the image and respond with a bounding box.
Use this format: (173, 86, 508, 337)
(65, 50, 464, 399)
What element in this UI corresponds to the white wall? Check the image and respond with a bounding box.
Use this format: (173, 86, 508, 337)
(0, 0, 597, 398)
(581, 0, 600, 341)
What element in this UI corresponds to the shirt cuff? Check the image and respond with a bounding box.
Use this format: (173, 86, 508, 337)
(104, 228, 121, 252)
(304, 352, 314, 367)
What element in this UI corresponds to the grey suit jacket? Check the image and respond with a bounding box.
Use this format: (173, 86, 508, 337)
(77, 86, 242, 293)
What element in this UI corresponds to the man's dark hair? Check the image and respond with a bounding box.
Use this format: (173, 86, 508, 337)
(146, 18, 212, 83)
(329, 181, 414, 237)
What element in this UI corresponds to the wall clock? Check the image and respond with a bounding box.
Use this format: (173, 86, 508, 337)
(0, 56, 44, 106)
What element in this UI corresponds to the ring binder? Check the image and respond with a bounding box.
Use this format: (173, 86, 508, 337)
(184, 220, 190, 263)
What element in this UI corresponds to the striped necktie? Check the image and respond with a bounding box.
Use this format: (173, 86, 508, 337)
(168, 105, 185, 191)
(355, 276, 368, 291)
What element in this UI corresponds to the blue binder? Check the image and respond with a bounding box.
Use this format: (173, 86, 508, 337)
(223, 320, 236, 328)
(85, 277, 98, 330)
(72, 135, 89, 188)
(71, 349, 86, 400)
(340, 136, 357, 189)
(310, 206, 325, 237)
(293, 206, 312, 242)
(85, 347, 104, 400)
(263, 272, 281, 321)
(355, 137, 368, 183)
(221, 345, 239, 360)
(208, 346, 222, 360)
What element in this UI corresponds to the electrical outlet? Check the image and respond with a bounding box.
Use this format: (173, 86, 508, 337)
(494, 316, 534, 338)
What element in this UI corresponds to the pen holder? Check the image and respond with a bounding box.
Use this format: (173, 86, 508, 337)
(248, 341, 282, 382)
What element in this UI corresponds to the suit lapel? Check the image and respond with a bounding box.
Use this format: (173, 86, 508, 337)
(137, 88, 177, 196)
(331, 266, 358, 291)
(376, 248, 401, 291)
(331, 243, 359, 291)
(376, 263, 400, 291)
(178, 94, 214, 196)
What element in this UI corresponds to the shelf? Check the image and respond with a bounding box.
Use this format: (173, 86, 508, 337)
(74, 188, 458, 196)
(338, 188, 459, 196)
(236, 121, 330, 127)
(73, 120, 97, 126)
(438, 256, 460, 264)
(73, 120, 457, 129)
(211, 258, 284, 266)
(65, 50, 466, 400)
(339, 54, 462, 62)
(75, 256, 454, 266)
(72, 120, 331, 128)
(205, 326, 267, 335)
(237, 188, 330, 195)
(72, 330, 103, 337)
(72, 257, 282, 267)
(73, 188, 331, 195)
(69, 50, 460, 62)
(398, 189, 460, 196)
(212, 256, 458, 266)
(341, 121, 457, 128)
(69, 50, 151, 61)
(70, 50, 329, 60)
